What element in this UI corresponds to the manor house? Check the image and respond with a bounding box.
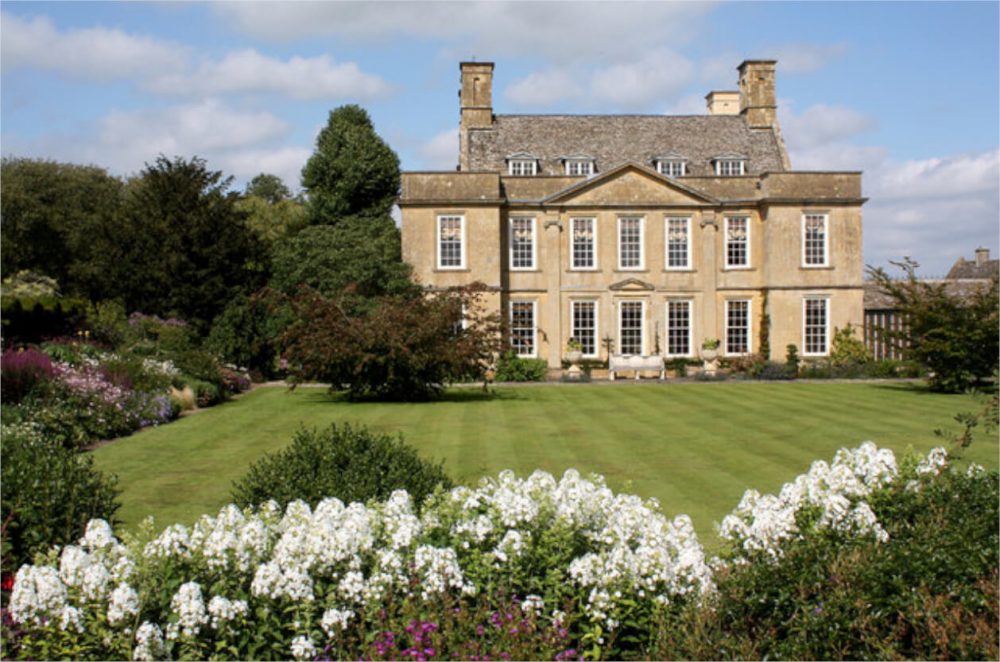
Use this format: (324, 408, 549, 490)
(399, 60, 865, 375)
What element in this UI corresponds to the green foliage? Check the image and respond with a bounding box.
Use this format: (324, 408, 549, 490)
(1, 431, 120, 575)
(785, 343, 800, 375)
(301, 105, 401, 225)
(868, 259, 999, 392)
(281, 284, 501, 400)
(236, 194, 307, 246)
(270, 217, 416, 303)
(244, 172, 292, 204)
(206, 292, 287, 378)
(758, 291, 771, 359)
(494, 351, 548, 382)
(86, 300, 128, 346)
(172, 349, 224, 387)
(231, 423, 452, 510)
(184, 378, 222, 407)
(0, 158, 123, 300)
(829, 323, 871, 367)
(92, 156, 267, 334)
(1, 270, 60, 298)
(0, 294, 88, 345)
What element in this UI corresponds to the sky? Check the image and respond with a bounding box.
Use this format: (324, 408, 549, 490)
(2, 1, 998, 275)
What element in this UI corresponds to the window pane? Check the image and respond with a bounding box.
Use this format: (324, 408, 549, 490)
(726, 217, 748, 267)
(510, 218, 534, 269)
(511, 301, 535, 356)
(804, 214, 827, 266)
(439, 216, 463, 268)
(667, 301, 691, 356)
(619, 217, 642, 268)
(571, 301, 597, 356)
(726, 300, 749, 354)
(804, 298, 828, 354)
(571, 218, 595, 269)
(667, 217, 690, 268)
(619, 301, 643, 355)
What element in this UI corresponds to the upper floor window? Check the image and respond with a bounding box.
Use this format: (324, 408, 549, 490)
(570, 217, 596, 270)
(714, 158, 746, 176)
(656, 160, 686, 177)
(665, 217, 691, 269)
(802, 213, 829, 267)
(618, 216, 644, 270)
(564, 159, 595, 176)
(508, 159, 537, 176)
(725, 216, 750, 268)
(437, 215, 465, 269)
(509, 217, 536, 270)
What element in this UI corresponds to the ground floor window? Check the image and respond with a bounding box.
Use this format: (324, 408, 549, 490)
(804, 298, 829, 355)
(619, 301, 644, 355)
(726, 300, 750, 355)
(571, 300, 598, 357)
(666, 300, 692, 356)
(510, 300, 536, 357)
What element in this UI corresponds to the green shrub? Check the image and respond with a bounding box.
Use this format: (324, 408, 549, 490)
(1, 428, 120, 576)
(172, 349, 223, 386)
(494, 350, 548, 382)
(785, 343, 800, 376)
(829, 323, 871, 367)
(183, 378, 222, 407)
(231, 423, 453, 510)
(86, 300, 128, 347)
(0, 295, 87, 345)
(206, 293, 286, 378)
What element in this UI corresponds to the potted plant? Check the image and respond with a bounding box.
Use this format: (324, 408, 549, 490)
(701, 338, 720, 361)
(565, 337, 583, 365)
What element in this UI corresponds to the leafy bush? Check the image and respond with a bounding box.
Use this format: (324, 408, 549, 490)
(218, 367, 251, 395)
(494, 350, 548, 382)
(1, 428, 120, 578)
(750, 361, 796, 380)
(0, 295, 87, 345)
(829, 323, 871, 367)
(86, 300, 129, 347)
(184, 378, 222, 408)
(785, 343, 800, 376)
(206, 293, 286, 378)
(231, 423, 453, 511)
(1, 348, 56, 404)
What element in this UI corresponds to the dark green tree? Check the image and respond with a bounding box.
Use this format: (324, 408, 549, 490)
(245, 172, 292, 204)
(94, 156, 267, 333)
(0, 158, 123, 299)
(301, 105, 400, 225)
(867, 259, 999, 392)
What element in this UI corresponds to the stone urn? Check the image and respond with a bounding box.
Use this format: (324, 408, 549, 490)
(566, 350, 583, 365)
(565, 349, 583, 380)
(700, 347, 718, 362)
(700, 342, 720, 376)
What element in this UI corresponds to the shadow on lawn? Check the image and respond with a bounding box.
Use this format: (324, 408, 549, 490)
(293, 386, 526, 406)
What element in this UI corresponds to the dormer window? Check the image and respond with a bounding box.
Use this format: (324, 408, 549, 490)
(713, 155, 747, 176)
(653, 153, 687, 178)
(506, 153, 539, 176)
(562, 156, 595, 176)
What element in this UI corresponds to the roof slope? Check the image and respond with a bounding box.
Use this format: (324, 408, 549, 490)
(945, 257, 1000, 280)
(467, 114, 787, 176)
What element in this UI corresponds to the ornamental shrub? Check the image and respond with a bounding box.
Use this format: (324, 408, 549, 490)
(231, 424, 453, 511)
(0, 428, 120, 578)
(494, 351, 548, 382)
(1, 348, 56, 404)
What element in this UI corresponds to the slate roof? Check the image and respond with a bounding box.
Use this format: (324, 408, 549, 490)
(864, 279, 996, 310)
(945, 256, 1000, 280)
(467, 114, 787, 176)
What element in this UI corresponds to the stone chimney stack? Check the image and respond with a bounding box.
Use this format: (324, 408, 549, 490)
(975, 246, 990, 267)
(738, 60, 777, 129)
(459, 61, 494, 171)
(705, 91, 740, 115)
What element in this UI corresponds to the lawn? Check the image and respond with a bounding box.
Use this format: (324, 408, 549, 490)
(93, 381, 998, 547)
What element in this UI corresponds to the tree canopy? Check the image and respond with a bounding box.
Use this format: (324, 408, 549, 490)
(301, 104, 400, 225)
(245, 173, 292, 204)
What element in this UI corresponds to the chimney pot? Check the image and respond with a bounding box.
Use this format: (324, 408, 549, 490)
(975, 246, 990, 266)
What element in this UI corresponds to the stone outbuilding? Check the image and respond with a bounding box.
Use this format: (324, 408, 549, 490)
(399, 60, 866, 376)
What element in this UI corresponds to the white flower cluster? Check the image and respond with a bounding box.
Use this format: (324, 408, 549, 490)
(719, 442, 949, 559)
(8, 469, 713, 652)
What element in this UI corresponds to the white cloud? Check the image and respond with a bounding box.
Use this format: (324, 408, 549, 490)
(589, 50, 696, 108)
(146, 49, 391, 101)
(780, 103, 877, 151)
(770, 43, 847, 74)
(870, 151, 1000, 200)
(216, 146, 312, 191)
(505, 69, 582, 108)
(213, 2, 713, 63)
(0, 11, 187, 79)
(416, 128, 459, 170)
(663, 94, 708, 115)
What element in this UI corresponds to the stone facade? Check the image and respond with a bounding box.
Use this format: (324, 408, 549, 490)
(399, 60, 866, 375)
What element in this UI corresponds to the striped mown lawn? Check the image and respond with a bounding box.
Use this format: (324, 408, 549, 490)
(92, 381, 998, 547)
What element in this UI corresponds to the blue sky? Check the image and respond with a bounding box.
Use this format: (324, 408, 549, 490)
(2, 1, 997, 274)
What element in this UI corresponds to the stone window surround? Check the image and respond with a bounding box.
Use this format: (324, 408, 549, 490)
(509, 216, 537, 271)
(802, 212, 830, 268)
(569, 217, 598, 271)
(724, 216, 751, 270)
(665, 216, 692, 270)
(436, 214, 466, 270)
(617, 215, 645, 271)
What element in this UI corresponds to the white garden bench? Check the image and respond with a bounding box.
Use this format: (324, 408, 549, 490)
(609, 354, 665, 380)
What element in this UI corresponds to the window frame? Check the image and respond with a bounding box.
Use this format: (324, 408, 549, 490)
(724, 216, 751, 270)
(570, 299, 599, 358)
(617, 299, 645, 356)
(569, 217, 598, 271)
(508, 216, 537, 271)
(508, 159, 537, 176)
(436, 214, 466, 270)
(725, 299, 752, 356)
(802, 297, 830, 357)
(617, 216, 645, 271)
(564, 159, 595, 176)
(714, 159, 746, 176)
(656, 160, 686, 177)
(509, 299, 538, 358)
(802, 213, 830, 268)
(665, 299, 693, 358)
(665, 216, 692, 270)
